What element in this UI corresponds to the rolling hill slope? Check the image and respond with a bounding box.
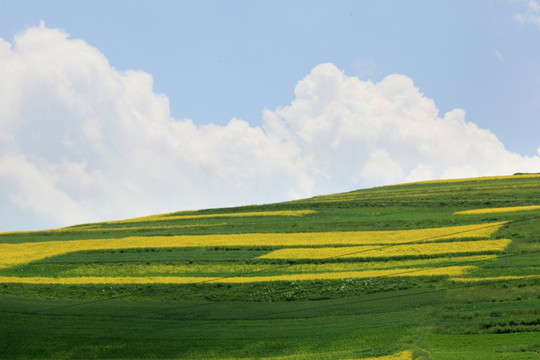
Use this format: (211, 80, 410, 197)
(1, 174, 539, 359)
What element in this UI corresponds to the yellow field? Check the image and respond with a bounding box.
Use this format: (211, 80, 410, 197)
(454, 205, 540, 215)
(0, 222, 227, 236)
(0, 266, 474, 284)
(42, 223, 228, 234)
(0, 222, 506, 269)
(308, 174, 540, 203)
(450, 275, 540, 282)
(59, 255, 497, 277)
(359, 350, 413, 360)
(258, 239, 511, 260)
(263, 349, 413, 360)
(311, 175, 540, 202)
(1, 210, 319, 234)
(400, 174, 540, 186)
(100, 209, 317, 225)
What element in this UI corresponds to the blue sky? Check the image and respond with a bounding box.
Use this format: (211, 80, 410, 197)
(1, 1, 539, 230)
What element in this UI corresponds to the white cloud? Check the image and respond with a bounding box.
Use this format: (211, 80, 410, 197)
(514, 0, 540, 28)
(528, 0, 540, 12)
(264, 64, 540, 190)
(494, 48, 504, 63)
(1, 25, 539, 231)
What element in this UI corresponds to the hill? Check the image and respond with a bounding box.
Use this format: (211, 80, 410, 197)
(1, 174, 539, 359)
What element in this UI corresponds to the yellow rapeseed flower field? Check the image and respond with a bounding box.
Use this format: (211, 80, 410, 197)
(358, 350, 413, 360)
(0, 265, 474, 284)
(400, 173, 540, 186)
(0, 222, 506, 269)
(263, 349, 413, 360)
(454, 205, 540, 215)
(102, 209, 317, 224)
(308, 174, 540, 203)
(258, 239, 512, 260)
(60, 254, 496, 277)
(450, 275, 540, 282)
(64, 223, 226, 233)
(0, 222, 226, 235)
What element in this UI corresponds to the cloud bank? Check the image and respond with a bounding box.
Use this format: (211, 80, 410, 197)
(1, 24, 539, 230)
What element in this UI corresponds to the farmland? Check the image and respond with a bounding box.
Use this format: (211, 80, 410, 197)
(0, 174, 539, 359)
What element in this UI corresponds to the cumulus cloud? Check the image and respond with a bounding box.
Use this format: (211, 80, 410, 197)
(264, 64, 540, 191)
(1, 24, 539, 230)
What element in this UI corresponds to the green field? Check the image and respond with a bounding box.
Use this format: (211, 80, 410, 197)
(1, 174, 539, 359)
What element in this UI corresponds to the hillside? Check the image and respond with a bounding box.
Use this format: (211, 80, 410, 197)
(1, 174, 539, 359)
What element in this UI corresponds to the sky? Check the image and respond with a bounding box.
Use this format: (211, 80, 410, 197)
(0, 0, 539, 231)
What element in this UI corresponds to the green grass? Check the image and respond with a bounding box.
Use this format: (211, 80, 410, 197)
(425, 333, 540, 359)
(0, 288, 440, 359)
(1, 174, 539, 359)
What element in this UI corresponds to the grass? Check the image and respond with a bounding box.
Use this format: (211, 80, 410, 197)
(0, 173, 539, 359)
(0, 288, 440, 359)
